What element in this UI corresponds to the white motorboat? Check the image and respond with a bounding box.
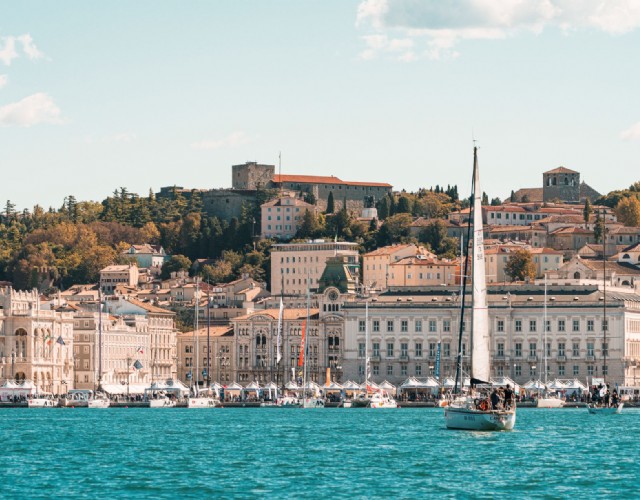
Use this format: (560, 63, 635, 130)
(59, 389, 92, 408)
(149, 397, 177, 408)
(444, 147, 516, 431)
(368, 391, 398, 409)
(88, 394, 111, 409)
(588, 403, 624, 415)
(187, 396, 219, 408)
(301, 397, 325, 408)
(28, 396, 58, 408)
(536, 396, 565, 408)
(276, 395, 301, 407)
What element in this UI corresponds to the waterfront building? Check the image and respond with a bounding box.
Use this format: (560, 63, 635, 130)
(106, 297, 177, 381)
(387, 255, 459, 287)
(176, 326, 234, 386)
(100, 264, 140, 295)
(72, 311, 152, 392)
(340, 284, 640, 387)
(0, 287, 74, 394)
(270, 240, 359, 296)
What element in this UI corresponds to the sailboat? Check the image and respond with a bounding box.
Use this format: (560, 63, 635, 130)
(352, 301, 398, 409)
(536, 276, 565, 408)
(444, 146, 516, 431)
(89, 291, 110, 408)
(300, 274, 324, 409)
(188, 281, 219, 408)
(588, 229, 623, 415)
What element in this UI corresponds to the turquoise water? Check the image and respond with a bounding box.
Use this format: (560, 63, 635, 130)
(1, 408, 637, 498)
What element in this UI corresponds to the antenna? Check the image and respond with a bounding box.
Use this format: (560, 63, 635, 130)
(278, 151, 282, 197)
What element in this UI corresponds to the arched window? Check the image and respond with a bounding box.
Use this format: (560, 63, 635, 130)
(623, 254, 630, 260)
(15, 328, 27, 337)
(573, 272, 581, 279)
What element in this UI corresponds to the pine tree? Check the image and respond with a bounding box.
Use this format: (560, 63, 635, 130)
(583, 198, 592, 228)
(326, 192, 335, 214)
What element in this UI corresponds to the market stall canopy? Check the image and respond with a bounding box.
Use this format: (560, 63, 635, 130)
(341, 381, 361, 390)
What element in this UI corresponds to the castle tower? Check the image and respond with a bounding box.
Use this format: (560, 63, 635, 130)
(543, 166, 580, 202)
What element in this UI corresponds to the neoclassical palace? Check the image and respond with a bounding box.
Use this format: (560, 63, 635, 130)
(0, 288, 74, 393)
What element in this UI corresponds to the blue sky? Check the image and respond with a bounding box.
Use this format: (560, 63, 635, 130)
(2, 1, 640, 210)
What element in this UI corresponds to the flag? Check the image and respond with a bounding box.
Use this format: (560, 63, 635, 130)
(435, 342, 441, 380)
(297, 320, 306, 367)
(45, 334, 52, 345)
(56, 336, 65, 346)
(276, 297, 283, 364)
(136, 346, 144, 354)
(186, 371, 192, 380)
(133, 359, 143, 370)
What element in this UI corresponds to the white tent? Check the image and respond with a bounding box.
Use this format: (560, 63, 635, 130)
(491, 377, 520, 393)
(285, 381, 300, 391)
(563, 379, 587, 391)
(442, 377, 470, 388)
(379, 380, 397, 394)
(342, 380, 361, 390)
(102, 383, 147, 395)
(523, 379, 546, 391)
(548, 379, 567, 390)
(323, 381, 343, 392)
(0, 379, 36, 401)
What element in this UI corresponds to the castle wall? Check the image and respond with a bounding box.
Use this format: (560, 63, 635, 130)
(232, 163, 275, 190)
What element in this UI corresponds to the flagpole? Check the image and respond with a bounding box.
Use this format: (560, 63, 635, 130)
(207, 285, 211, 389)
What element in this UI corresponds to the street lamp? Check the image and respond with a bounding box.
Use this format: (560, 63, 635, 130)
(11, 349, 15, 379)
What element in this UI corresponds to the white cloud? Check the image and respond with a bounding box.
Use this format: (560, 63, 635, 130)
(621, 122, 640, 141)
(0, 75, 7, 89)
(191, 131, 250, 150)
(0, 33, 44, 65)
(0, 92, 62, 126)
(357, 0, 640, 60)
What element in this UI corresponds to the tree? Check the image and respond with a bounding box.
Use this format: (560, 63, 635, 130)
(594, 210, 605, 243)
(161, 254, 192, 279)
(615, 196, 640, 227)
(481, 192, 489, 205)
(397, 195, 412, 214)
(326, 192, 335, 214)
(376, 213, 413, 246)
(583, 198, 592, 228)
(490, 197, 502, 206)
(504, 249, 536, 282)
(297, 209, 321, 239)
(510, 190, 516, 202)
(376, 196, 390, 220)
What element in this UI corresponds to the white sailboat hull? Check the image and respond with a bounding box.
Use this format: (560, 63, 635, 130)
(149, 398, 176, 408)
(368, 393, 398, 409)
(445, 405, 516, 431)
(587, 403, 623, 415)
(28, 398, 58, 408)
(187, 397, 219, 408)
(301, 397, 325, 408)
(88, 398, 110, 409)
(536, 397, 565, 408)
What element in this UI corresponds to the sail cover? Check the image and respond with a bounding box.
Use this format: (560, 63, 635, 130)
(471, 147, 491, 383)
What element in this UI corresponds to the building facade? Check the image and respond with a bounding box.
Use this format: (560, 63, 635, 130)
(100, 264, 139, 294)
(261, 195, 316, 240)
(0, 288, 74, 394)
(270, 240, 359, 296)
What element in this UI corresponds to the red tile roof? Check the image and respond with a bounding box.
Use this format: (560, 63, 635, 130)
(273, 174, 391, 188)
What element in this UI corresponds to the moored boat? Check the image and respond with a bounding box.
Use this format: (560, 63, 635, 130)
(149, 397, 177, 408)
(88, 394, 111, 409)
(28, 395, 58, 408)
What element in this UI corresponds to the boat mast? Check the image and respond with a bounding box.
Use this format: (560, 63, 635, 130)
(207, 285, 211, 389)
(97, 289, 103, 393)
(365, 301, 370, 387)
(602, 209, 607, 386)
(302, 271, 310, 401)
(194, 278, 199, 395)
(542, 274, 548, 394)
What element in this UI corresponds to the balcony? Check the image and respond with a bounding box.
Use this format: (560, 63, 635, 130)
(527, 355, 538, 362)
(399, 355, 409, 361)
(371, 355, 381, 362)
(586, 355, 596, 361)
(557, 355, 566, 362)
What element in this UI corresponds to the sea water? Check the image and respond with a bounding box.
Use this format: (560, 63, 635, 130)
(1, 408, 637, 498)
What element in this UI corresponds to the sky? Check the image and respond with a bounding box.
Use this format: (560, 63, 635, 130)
(2, 1, 640, 211)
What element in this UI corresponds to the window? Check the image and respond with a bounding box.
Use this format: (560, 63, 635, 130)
(415, 343, 422, 357)
(587, 342, 595, 357)
(545, 320, 551, 332)
(529, 365, 536, 377)
(443, 343, 451, 357)
(603, 319, 608, 332)
(558, 320, 565, 332)
(529, 320, 537, 332)
(573, 320, 580, 332)
(401, 320, 408, 333)
(429, 320, 437, 332)
(573, 365, 580, 376)
(497, 342, 504, 357)
(602, 342, 608, 357)
(373, 343, 380, 357)
(587, 365, 594, 376)
(572, 342, 580, 357)
(387, 320, 394, 332)
(558, 365, 565, 376)
(429, 343, 436, 358)
(602, 365, 608, 376)
(386, 342, 394, 357)
(497, 320, 504, 332)
(443, 320, 450, 332)
(515, 343, 522, 357)
(387, 365, 393, 376)
(415, 320, 422, 332)
(358, 365, 364, 376)
(515, 365, 522, 376)
(373, 365, 379, 376)
(529, 342, 537, 358)
(400, 364, 408, 376)
(358, 320, 365, 332)
(373, 320, 380, 333)
(358, 343, 365, 357)
(515, 320, 522, 332)
(558, 343, 565, 357)
(546, 343, 551, 358)
(587, 320, 594, 332)
(415, 365, 422, 376)
(400, 343, 408, 357)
